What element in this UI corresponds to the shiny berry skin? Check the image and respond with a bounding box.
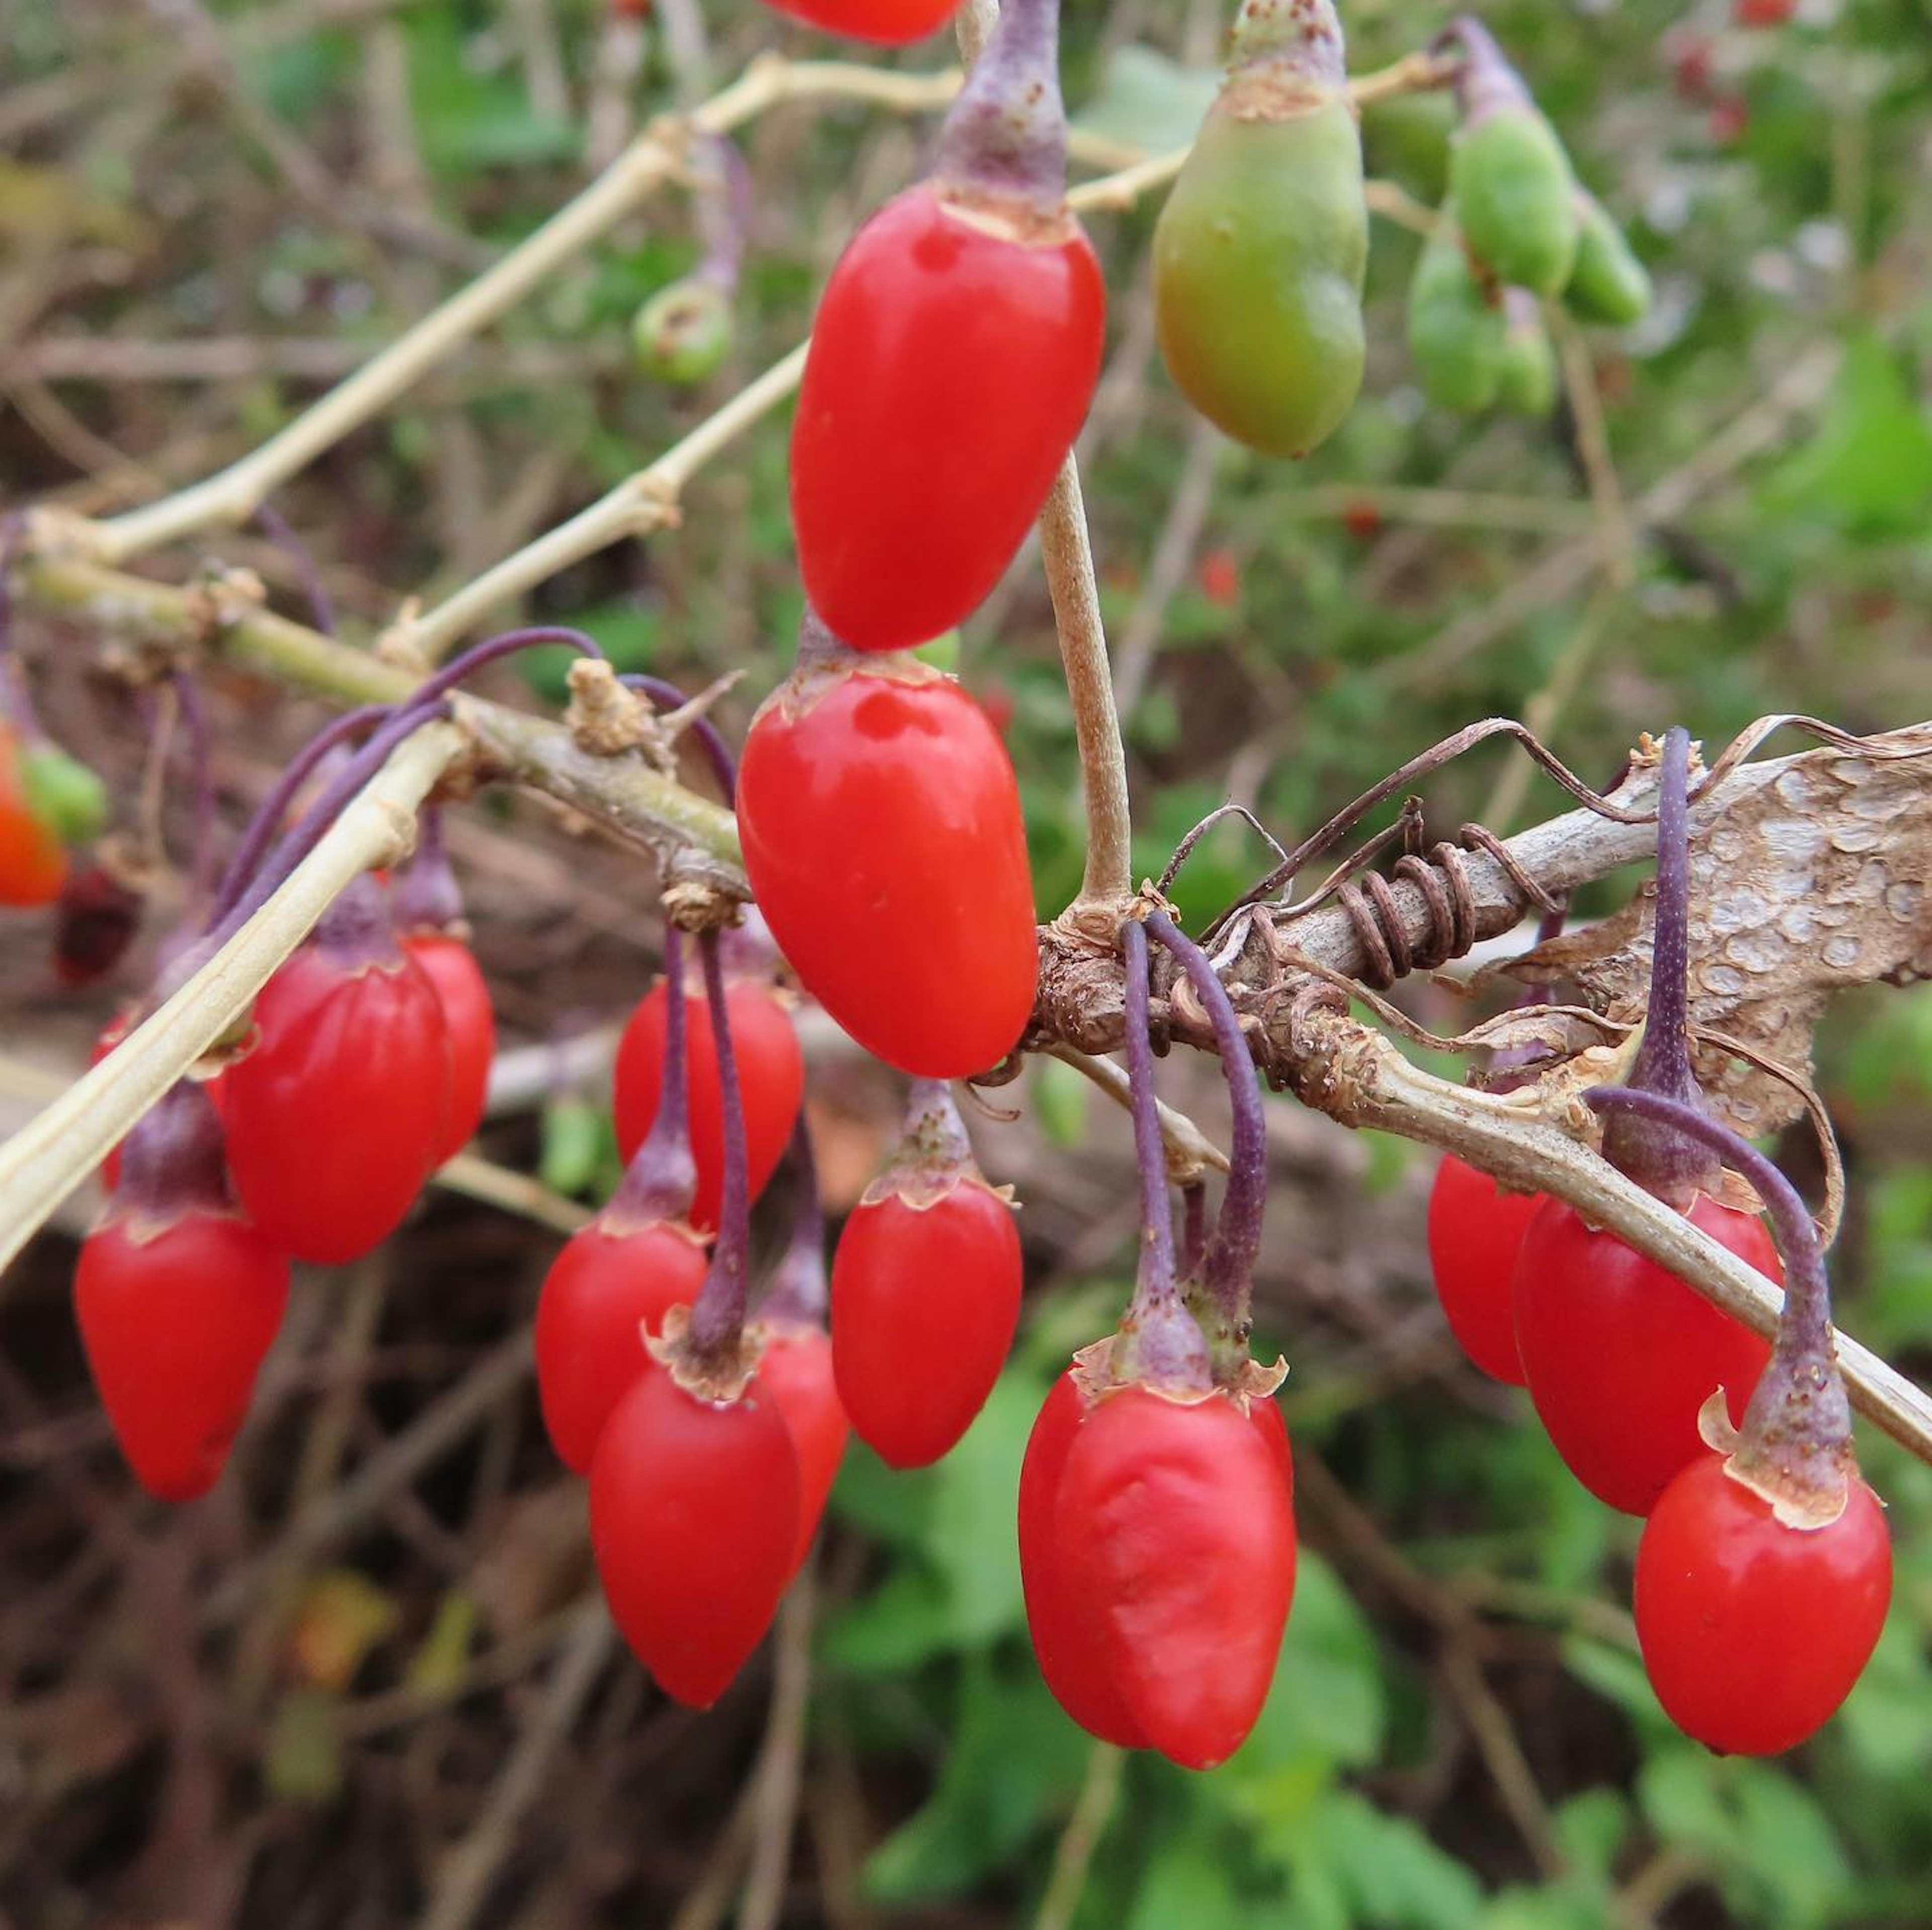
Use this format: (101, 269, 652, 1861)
(590, 1366, 800, 1707)
(738, 664, 1037, 1078)
(0, 728, 68, 908)
(75, 1213, 290, 1501)
(1018, 1374, 1148, 1748)
(1053, 1385, 1297, 1770)
(1426, 1156, 1541, 1385)
(614, 978, 802, 1235)
(759, 0, 958, 43)
(534, 1219, 709, 1474)
(1636, 1455, 1891, 1755)
(1513, 1192, 1777, 1515)
(832, 1179, 1021, 1467)
(757, 1322, 850, 1573)
(790, 186, 1105, 650)
(406, 934, 496, 1163)
(225, 944, 451, 1265)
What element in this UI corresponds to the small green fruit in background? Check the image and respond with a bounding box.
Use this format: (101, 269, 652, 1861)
(1564, 191, 1653, 326)
(1152, 0, 1368, 460)
(1406, 209, 1507, 414)
(632, 278, 734, 386)
(1497, 288, 1558, 416)
(1447, 20, 1579, 297)
(18, 742, 109, 844)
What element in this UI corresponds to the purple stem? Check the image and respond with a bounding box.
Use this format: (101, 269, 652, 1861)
(1601, 728, 1720, 1204)
(116, 1080, 233, 1221)
(1119, 920, 1210, 1391)
(1584, 1085, 1854, 1495)
(170, 669, 218, 912)
(693, 134, 751, 293)
(1441, 14, 1531, 120)
(1145, 908, 1264, 1343)
(203, 695, 450, 952)
(619, 674, 738, 803)
(608, 926, 698, 1228)
(760, 1113, 828, 1328)
(211, 624, 605, 932)
(392, 804, 466, 935)
(255, 502, 337, 639)
(932, 0, 1070, 218)
(687, 930, 752, 1357)
(209, 703, 390, 926)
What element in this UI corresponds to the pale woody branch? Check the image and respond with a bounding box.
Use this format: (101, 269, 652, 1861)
(0, 725, 464, 1273)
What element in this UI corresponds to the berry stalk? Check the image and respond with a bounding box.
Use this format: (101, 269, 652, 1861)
(687, 928, 754, 1359)
(1117, 917, 1211, 1392)
(760, 1114, 827, 1327)
(1145, 908, 1264, 1368)
(1601, 728, 1720, 1204)
(933, 0, 1069, 217)
(608, 926, 699, 1228)
(620, 674, 739, 802)
(1585, 1084, 1855, 1519)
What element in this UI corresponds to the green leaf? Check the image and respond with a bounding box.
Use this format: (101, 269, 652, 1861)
(1279, 1791, 1483, 1930)
(1074, 46, 1221, 159)
(861, 1660, 1090, 1902)
(824, 1372, 1036, 1671)
(265, 1688, 344, 1806)
(1125, 1835, 1252, 1930)
(1758, 333, 1932, 538)
(1231, 1553, 1386, 1778)
(1033, 1054, 1092, 1151)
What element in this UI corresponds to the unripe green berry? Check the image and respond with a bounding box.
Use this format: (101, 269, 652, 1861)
(1564, 191, 1653, 326)
(632, 280, 734, 386)
(1450, 107, 1579, 297)
(1497, 290, 1557, 416)
(19, 742, 109, 844)
(1406, 212, 1507, 414)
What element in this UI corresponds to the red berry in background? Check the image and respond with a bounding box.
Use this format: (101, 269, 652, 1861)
(1050, 1384, 1296, 1770)
(614, 975, 802, 1235)
(756, 1322, 849, 1572)
(73, 1082, 289, 1502)
(790, 185, 1103, 651)
(535, 1219, 709, 1474)
(224, 879, 450, 1265)
(405, 933, 496, 1162)
(1732, 0, 1795, 24)
(1513, 1191, 1777, 1514)
(1709, 96, 1750, 144)
(1196, 547, 1242, 608)
(1019, 1372, 1149, 1748)
(738, 642, 1037, 1079)
(831, 1080, 1021, 1468)
(53, 863, 143, 987)
(1341, 498, 1383, 541)
(0, 725, 69, 908)
(759, 0, 958, 44)
(1426, 1155, 1540, 1385)
(590, 1364, 800, 1707)
(1635, 1454, 1890, 1755)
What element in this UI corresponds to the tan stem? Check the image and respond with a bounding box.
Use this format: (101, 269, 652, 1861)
(79, 57, 960, 565)
(0, 724, 463, 1272)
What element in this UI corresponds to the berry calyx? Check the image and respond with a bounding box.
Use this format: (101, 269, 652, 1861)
(831, 1079, 1022, 1468)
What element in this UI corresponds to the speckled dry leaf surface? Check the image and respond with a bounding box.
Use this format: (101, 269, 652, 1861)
(1514, 727, 1932, 1133)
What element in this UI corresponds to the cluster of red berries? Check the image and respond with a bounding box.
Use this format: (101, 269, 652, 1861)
(1426, 731, 1890, 1755)
(76, 801, 494, 1501)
